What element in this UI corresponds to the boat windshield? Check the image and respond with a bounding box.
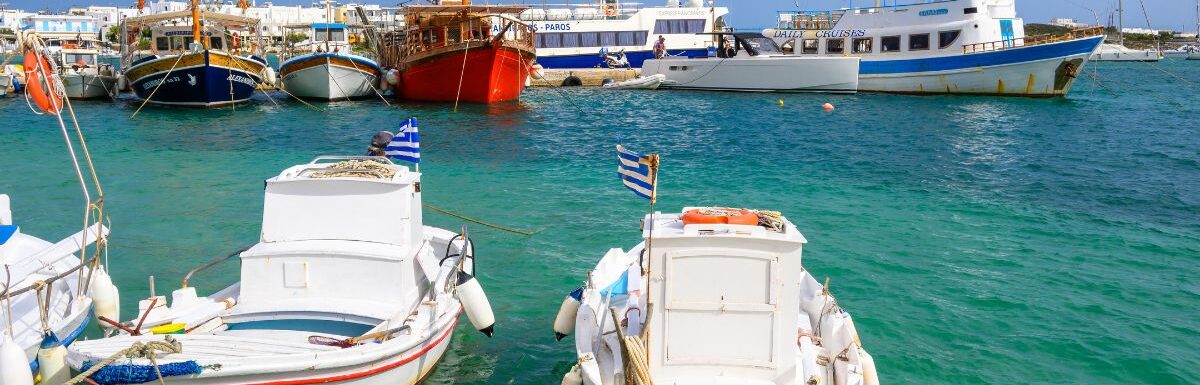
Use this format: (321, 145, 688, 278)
(64, 54, 95, 65)
(738, 35, 783, 56)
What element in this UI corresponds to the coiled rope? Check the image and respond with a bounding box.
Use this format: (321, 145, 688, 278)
(63, 336, 192, 385)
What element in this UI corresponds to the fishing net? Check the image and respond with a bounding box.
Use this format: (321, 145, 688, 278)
(79, 360, 202, 385)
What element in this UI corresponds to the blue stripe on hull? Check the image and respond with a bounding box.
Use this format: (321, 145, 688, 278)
(536, 48, 710, 69)
(861, 36, 1102, 75)
(130, 59, 261, 107)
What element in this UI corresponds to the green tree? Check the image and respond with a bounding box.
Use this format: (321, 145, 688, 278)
(106, 26, 120, 43)
(138, 38, 150, 50)
(285, 31, 308, 45)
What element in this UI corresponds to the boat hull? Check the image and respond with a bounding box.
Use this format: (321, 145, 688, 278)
(125, 51, 265, 107)
(1189, 53, 1200, 60)
(0, 73, 9, 96)
(62, 73, 117, 99)
(1089, 43, 1163, 62)
(643, 56, 860, 93)
(536, 48, 710, 69)
(280, 54, 380, 100)
(858, 36, 1102, 97)
(399, 44, 532, 103)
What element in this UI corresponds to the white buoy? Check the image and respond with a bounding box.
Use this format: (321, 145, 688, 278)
(797, 316, 823, 384)
(561, 363, 583, 385)
(92, 265, 120, 330)
(37, 332, 69, 385)
(553, 287, 583, 341)
(454, 271, 495, 337)
(860, 348, 880, 385)
(0, 334, 32, 385)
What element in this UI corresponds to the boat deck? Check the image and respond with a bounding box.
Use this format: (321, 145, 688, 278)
(69, 331, 341, 362)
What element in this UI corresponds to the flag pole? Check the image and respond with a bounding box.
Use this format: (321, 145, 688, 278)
(641, 154, 660, 364)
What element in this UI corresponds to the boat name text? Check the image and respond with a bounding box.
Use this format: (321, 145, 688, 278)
(774, 30, 867, 38)
(141, 75, 180, 90)
(227, 74, 257, 87)
(919, 9, 949, 16)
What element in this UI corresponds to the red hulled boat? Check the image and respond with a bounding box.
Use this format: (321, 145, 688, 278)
(383, 3, 535, 103)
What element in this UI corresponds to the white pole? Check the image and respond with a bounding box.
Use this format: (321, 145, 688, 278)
(1117, 0, 1124, 46)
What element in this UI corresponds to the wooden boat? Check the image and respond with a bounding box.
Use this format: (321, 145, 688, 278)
(118, 1, 267, 107)
(65, 156, 496, 385)
(0, 195, 111, 382)
(379, 2, 535, 103)
(49, 38, 118, 99)
(279, 1, 381, 101)
(555, 207, 879, 385)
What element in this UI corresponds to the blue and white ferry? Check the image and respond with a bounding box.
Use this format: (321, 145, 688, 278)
(517, 0, 728, 69)
(764, 0, 1105, 97)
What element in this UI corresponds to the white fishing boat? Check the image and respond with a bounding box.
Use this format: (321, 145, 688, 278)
(0, 195, 112, 383)
(1161, 45, 1197, 59)
(48, 38, 118, 99)
(642, 32, 860, 93)
(602, 74, 665, 90)
(1090, 43, 1162, 62)
(65, 156, 496, 385)
(556, 207, 878, 385)
(764, 0, 1104, 97)
(520, 0, 728, 69)
(0, 72, 10, 96)
(279, 1, 381, 101)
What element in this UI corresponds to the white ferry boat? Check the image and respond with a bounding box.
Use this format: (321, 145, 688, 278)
(517, 0, 728, 69)
(764, 0, 1106, 97)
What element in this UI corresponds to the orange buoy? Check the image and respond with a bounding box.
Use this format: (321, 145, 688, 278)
(23, 50, 63, 114)
(822, 103, 835, 111)
(682, 208, 759, 226)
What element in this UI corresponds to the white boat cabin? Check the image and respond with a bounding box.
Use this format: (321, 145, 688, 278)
(228, 157, 427, 329)
(149, 25, 233, 54)
(639, 209, 808, 382)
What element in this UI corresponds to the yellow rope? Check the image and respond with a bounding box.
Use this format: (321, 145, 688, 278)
(131, 53, 186, 118)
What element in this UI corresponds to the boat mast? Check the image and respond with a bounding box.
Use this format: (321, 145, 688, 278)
(1195, 0, 1199, 43)
(191, 0, 204, 49)
(1117, 0, 1124, 46)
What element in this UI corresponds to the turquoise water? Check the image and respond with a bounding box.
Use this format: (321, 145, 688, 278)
(2, 60, 1198, 384)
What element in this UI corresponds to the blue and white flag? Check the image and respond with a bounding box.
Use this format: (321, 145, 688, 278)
(386, 118, 420, 163)
(616, 144, 658, 201)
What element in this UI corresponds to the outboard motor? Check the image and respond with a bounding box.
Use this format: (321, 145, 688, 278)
(367, 131, 394, 156)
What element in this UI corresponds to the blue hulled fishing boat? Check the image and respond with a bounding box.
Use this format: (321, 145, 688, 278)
(119, 1, 267, 107)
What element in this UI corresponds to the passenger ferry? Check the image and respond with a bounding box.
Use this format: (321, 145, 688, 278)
(764, 0, 1105, 97)
(517, 0, 728, 69)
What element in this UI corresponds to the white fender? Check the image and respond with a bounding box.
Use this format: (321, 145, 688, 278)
(561, 363, 583, 385)
(860, 349, 880, 385)
(264, 67, 278, 87)
(116, 74, 128, 92)
(0, 334, 32, 385)
(455, 272, 495, 337)
(92, 265, 121, 329)
(37, 332, 69, 385)
(553, 287, 583, 341)
(385, 69, 400, 86)
(578, 353, 603, 385)
(797, 315, 823, 385)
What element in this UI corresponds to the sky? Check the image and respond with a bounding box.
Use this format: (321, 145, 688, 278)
(7, 0, 1199, 32)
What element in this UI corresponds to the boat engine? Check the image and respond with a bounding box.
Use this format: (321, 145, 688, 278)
(367, 131, 394, 156)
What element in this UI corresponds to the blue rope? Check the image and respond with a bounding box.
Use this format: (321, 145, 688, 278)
(79, 360, 202, 385)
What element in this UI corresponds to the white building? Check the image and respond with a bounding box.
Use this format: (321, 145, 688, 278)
(1049, 18, 1087, 29)
(1121, 27, 1162, 35)
(20, 14, 102, 40)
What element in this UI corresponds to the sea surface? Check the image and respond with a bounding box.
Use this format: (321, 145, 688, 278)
(1, 60, 1197, 384)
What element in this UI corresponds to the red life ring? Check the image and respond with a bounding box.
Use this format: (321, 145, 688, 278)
(604, 3, 618, 17)
(23, 50, 63, 114)
(682, 208, 759, 226)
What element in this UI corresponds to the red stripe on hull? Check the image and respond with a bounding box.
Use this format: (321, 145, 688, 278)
(400, 45, 532, 103)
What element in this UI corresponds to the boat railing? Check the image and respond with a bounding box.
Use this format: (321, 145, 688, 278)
(180, 244, 253, 289)
(379, 15, 535, 66)
(962, 26, 1104, 55)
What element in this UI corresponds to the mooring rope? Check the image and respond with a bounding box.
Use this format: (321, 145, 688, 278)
(130, 52, 186, 118)
(423, 203, 536, 236)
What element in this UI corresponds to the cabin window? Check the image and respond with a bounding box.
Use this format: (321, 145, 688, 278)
(938, 30, 962, 49)
(447, 28, 461, 43)
(561, 32, 580, 48)
(653, 19, 706, 34)
(617, 31, 636, 46)
(63, 54, 95, 65)
(853, 37, 873, 53)
(780, 39, 795, 54)
(964, 7, 978, 14)
(801, 39, 819, 54)
(826, 38, 845, 54)
(315, 28, 346, 42)
(581, 32, 600, 47)
(542, 33, 562, 48)
(909, 33, 930, 51)
(156, 36, 169, 51)
(881, 35, 901, 52)
(600, 32, 618, 46)
(210, 36, 223, 50)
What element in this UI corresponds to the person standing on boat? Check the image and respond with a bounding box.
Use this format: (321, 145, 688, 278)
(653, 36, 667, 59)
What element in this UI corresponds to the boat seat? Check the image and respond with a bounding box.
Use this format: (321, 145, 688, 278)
(67, 331, 340, 363)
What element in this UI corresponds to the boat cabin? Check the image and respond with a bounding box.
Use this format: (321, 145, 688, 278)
(149, 26, 229, 55)
(709, 32, 785, 58)
(640, 208, 808, 382)
(230, 157, 427, 328)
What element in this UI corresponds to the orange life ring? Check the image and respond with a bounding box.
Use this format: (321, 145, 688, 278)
(604, 3, 618, 17)
(23, 50, 63, 114)
(682, 208, 759, 226)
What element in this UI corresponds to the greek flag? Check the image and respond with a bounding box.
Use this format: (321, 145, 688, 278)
(617, 145, 657, 201)
(386, 118, 420, 163)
